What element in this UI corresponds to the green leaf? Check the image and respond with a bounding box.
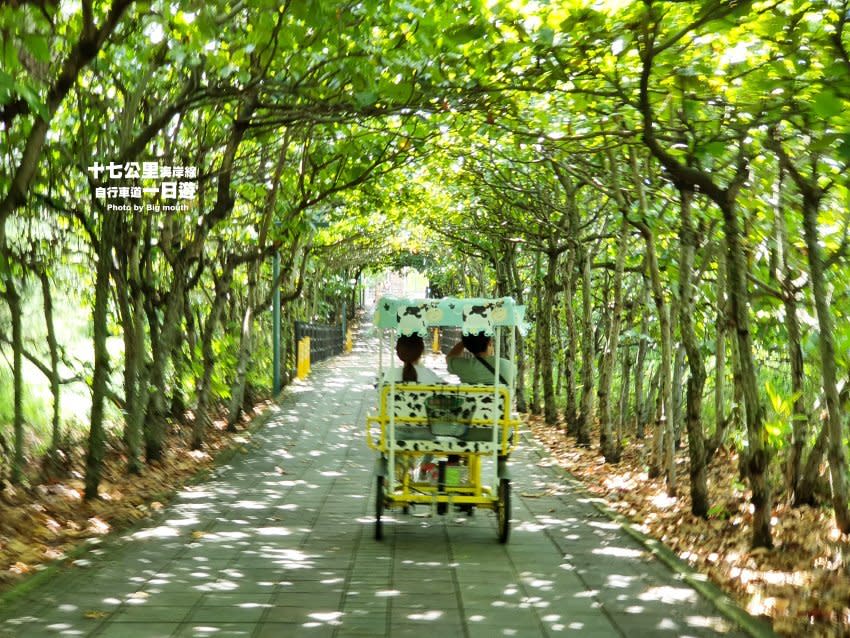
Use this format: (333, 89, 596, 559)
(535, 27, 554, 47)
(837, 134, 850, 164)
(2, 43, 19, 75)
(23, 34, 50, 63)
(764, 421, 783, 437)
(707, 503, 730, 519)
(354, 90, 378, 107)
(0, 69, 14, 96)
(16, 82, 48, 120)
(764, 380, 783, 415)
(445, 23, 486, 46)
(811, 89, 843, 119)
(701, 141, 727, 159)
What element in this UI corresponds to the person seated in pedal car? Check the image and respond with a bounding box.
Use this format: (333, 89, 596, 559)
(378, 334, 443, 483)
(446, 332, 514, 385)
(380, 334, 444, 384)
(445, 331, 514, 504)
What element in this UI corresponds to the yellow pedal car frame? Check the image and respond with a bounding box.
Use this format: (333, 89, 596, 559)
(366, 296, 526, 543)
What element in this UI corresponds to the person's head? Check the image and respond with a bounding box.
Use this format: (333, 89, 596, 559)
(461, 332, 491, 355)
(396, 334, 425, 382)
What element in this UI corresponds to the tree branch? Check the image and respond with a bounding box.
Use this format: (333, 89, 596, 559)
(0, 335, 83, 385)
(0, 0, 135, 223)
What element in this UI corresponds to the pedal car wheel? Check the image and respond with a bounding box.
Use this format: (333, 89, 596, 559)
(497, 478, 510, 544)
(375, 475, 384, 540)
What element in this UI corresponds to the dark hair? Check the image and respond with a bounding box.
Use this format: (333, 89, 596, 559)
(461, 332, 491, 355)
(396, 334, 425, 382)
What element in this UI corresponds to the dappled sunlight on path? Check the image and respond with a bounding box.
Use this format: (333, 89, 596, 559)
(0, 328, 752, 637)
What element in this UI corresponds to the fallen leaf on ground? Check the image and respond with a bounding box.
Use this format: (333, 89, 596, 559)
(83, 610, 109, 619)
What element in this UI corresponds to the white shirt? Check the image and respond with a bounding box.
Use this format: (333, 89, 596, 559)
(380, 364, 444, 385)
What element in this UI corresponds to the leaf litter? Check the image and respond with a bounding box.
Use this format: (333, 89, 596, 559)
(0, 402, 273, 604)
(528, 416, 850, 638)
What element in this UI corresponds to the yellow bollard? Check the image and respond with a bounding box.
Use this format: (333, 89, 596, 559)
(296, 339, 304, 379)
(297, 337, 311, 379)
(345, 328, 353, 353)
(431, 327, 440, 353)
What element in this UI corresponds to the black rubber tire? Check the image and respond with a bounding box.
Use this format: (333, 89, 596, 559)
(497, 478, 510, 543)
(375, 475, 384, 541)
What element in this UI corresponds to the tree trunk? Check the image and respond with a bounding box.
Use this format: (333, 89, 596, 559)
(507, 255, 528, 413)
(771, 168, 810, 504)
(643, 365, 660, 441)
(577, 248, 594, 447)
(706, 251, 728, 463)
(720, 196, 773, 548)
(281, 305, 292, 386)
(798, 191, 850, 532)
(671, 341, 686, 448)
(514, 328, 528, 414)
(125, 287, 146, 474)
(563, 248, 579, 434)
(169, 288, 196, 421)
(349, 267, 362, 319)
(112, 218, 144, 476)
(540, 249, 559, 425)
(782, 287, 808, 502)
(2, 276, 25, 484)
(85, 210, 117, 499)
(39, 272, 62, 460)
(144, 267, 187, 462)
(639, 24, 771, 546)
(193, 265, 233, 449)
(598, 218, 628, 463)
(530, 334, 542, 414)
(528, 253, 545, 414)
(796, 420, 829, 506)
(227, 280, 256, 431)
(678, 187, 709, 517)
(630, 215, 672, 489)
(617, 338, 632, 451)
(553, 306, 563, 398)
(623, 144, 672, 486)
(633, 273, 649, 440)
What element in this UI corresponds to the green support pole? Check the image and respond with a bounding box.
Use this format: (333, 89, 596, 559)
(272, 252, 281, 395)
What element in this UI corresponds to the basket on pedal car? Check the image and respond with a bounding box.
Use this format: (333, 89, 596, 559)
(425, 394, 467, 437)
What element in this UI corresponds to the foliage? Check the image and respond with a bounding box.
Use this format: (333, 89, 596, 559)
(1, 0, 850, 631)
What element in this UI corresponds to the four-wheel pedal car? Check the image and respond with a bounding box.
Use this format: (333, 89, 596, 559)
(366, 296, 526, 543)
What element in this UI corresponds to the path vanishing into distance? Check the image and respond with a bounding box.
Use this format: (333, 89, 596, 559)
(0, 328, 766, 637)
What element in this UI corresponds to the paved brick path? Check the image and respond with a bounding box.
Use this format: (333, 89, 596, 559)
(0, 331, 759, 637)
